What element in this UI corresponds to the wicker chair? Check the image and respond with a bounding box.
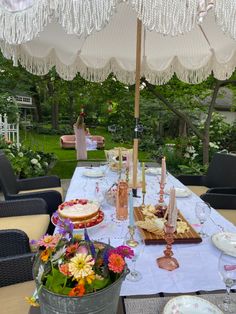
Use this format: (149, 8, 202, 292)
(201, 188, 236, 225)
(0, 229, 36, 314)
(0, 151, 63, 216)
(177, 153, 236, 196)
(0, 198, 51, 237)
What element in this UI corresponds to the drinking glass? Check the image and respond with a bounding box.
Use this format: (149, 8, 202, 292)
(126, 239, 144, 282)
(195, 201, 211, 237)
(94, 181, 105, 206)
(218, 252, 236, 312)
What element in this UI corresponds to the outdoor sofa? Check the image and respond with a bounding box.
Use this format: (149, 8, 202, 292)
(60, 134, 105, 149)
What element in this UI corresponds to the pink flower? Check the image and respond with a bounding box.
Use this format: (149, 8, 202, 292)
(38, 234, 61, 249)
(114, 246, 134, 259)
(77, 245, 88, 255)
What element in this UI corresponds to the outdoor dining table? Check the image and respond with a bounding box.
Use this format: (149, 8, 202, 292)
(61, 165, 236, 297)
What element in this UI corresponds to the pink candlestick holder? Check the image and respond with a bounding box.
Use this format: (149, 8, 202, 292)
(156, 223, 179, 271)
(155, 182, 167, 217)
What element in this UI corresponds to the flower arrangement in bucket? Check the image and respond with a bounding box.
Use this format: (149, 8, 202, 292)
(28, 219, 133, 313)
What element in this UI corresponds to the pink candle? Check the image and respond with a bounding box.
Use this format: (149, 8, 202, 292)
(126, 152, 130, 168)
(168, 188, 178, 231)
(160, 157, 166, 186)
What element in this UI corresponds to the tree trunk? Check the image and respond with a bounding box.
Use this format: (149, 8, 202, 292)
(202, 80, 221, 165)
(52, 103, 59, 130)
(47, 81, 59, 130)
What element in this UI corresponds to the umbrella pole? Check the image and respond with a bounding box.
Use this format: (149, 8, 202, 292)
(132, 18, 142, 197)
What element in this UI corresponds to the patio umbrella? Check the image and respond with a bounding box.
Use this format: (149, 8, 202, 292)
(1, 0, 236, 192)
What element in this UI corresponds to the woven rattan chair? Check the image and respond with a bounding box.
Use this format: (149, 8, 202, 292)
(201, 188, 236, 225)
(0, 198, 51, 236)
(177, 153, 236, 196)
(0, 151, 63, 216)
(0, 229, 36, 314)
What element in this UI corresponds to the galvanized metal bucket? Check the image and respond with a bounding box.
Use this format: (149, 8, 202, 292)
(37, 268, 128, 314)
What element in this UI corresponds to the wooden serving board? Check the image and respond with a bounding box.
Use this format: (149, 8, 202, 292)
(134, 207, 202, 245)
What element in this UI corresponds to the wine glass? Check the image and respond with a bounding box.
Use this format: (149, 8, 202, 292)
(195, 201, 211, 237)
(126, 238, 144, 282)
(94, 181, 105, 206)
(218, 252, 236, 312)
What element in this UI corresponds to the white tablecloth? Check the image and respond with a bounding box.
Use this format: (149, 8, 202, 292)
(63, 166, 236, 296)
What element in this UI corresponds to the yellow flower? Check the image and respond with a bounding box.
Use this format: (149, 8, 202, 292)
(25, 296, 40, 307)
(73, 234, 83, 241)
(69, 253, 95, 280)
(78, 272, 95, 285)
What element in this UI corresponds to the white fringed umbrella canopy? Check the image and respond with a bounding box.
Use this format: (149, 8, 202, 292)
(0, 0, 236, 85)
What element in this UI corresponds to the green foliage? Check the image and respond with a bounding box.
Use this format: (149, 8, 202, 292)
(0, 139, 57, 178)
(0, 93, 19, 122)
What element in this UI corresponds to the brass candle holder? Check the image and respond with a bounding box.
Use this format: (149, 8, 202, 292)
(156, 223, 179, 271)
(126, 225, 139, 247)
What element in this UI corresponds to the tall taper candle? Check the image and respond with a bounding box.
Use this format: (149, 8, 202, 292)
(129, 191, 134, 226)
(160, 157, 166, 186)
(142, 162, 146, 193)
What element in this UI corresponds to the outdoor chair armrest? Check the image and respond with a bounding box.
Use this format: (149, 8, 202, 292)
(177, 175, 207, 186)
(0, 198, 48, 217)
(6, 191, 62, 215)
(17, 175, 61, 191)
(0, 229, 31, 257)
(0, 253, 35, 287)
(200, 192, 236, 209)
(206, 187, 236, 194)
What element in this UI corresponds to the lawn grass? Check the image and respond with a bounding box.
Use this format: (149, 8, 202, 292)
(22, 127, 151, 178)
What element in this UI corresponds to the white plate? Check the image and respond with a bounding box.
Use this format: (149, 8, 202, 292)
(165, 187, 192, 198)
(83, 169, 104, 177)
(163, 295, 223, 314)
(145, 167, 161, 175)
(211, 232, 236, 257)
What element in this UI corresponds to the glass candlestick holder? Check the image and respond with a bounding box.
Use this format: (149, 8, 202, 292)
(126, 225, 139, 247)
(156, 223, 179, 271)
(155, 182, 167, 217)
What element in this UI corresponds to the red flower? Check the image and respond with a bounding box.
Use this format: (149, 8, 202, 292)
(108, 253, 125, 273)
(68, 284, 85, 297)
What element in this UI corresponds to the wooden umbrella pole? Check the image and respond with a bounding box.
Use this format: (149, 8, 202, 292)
(132, 18, 142, 197)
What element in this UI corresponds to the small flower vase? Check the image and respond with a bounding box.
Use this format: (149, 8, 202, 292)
(116, 181, 128, 220)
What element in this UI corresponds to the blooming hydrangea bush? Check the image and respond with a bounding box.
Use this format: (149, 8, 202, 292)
(30, 221, 133, 304)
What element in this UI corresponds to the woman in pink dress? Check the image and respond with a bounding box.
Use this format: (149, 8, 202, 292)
(73, 114, 87, 160)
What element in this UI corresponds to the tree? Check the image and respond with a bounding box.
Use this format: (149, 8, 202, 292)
(142, 76, 221, 165)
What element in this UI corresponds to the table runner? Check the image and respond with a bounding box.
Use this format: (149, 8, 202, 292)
(60, 166, 236, 296)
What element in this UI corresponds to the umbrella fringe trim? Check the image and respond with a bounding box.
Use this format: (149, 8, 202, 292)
(215, 0, 236, 40)
(1, 42, 236, 85)
(0, 0, 119, 45)
(129, 0, 199, 36)
(1, 0, 236, 44)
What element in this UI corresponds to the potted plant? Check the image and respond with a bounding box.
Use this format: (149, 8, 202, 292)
(28, 219, 133, 314)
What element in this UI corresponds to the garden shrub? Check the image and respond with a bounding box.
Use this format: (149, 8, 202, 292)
(0, 138, 57, 178)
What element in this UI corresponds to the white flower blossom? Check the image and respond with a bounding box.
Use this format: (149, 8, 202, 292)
(44, 162, 48, 167)
(36, 154, 41, 160)
(31, 158, 38, 165)
(51, 246, 66, 263)
(186, 146, 195, 153)
(184, 152, 190, 158)
(209, 142, 219, 149)
(18, 152, 23, 157)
